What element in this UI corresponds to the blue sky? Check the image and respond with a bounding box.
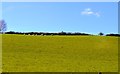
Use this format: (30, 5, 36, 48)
(2, 2, 118, 34)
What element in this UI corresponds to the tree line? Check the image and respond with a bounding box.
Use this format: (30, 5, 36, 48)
(4, 31, 120, 37)
(0, 20, 120, 37)
(5, 31, 91, 36)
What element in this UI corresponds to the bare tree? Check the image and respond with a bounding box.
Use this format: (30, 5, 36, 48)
(0, 20, 7, 33)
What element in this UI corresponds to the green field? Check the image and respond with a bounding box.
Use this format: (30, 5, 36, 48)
(2, 34, 118, 72)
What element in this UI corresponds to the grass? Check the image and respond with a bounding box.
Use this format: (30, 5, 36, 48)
(2, 34, 118, 72)
(0, 34, 2, 72)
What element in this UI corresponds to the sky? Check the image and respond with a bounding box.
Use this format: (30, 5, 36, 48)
(1, 2, 118, 34)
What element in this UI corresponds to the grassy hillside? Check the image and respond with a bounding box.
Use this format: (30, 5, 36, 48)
(2, 34, 118, 72)
(0, 34, 2, 72)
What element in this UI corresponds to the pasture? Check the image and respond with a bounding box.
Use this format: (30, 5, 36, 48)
(2, 34, 118, 72)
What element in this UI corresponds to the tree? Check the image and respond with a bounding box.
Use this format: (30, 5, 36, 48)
(99, 32, 104, 36)
(0, 20, 7, 33)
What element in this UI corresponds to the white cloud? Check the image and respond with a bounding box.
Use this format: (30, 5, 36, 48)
(94, 12, 100, 17)
(81, 8, 100, 17)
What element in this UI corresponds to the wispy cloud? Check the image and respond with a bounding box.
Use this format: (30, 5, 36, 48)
(3, 5, 33, 12)
(81, 8, 100, 17)
(3, 6, 15, 11)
